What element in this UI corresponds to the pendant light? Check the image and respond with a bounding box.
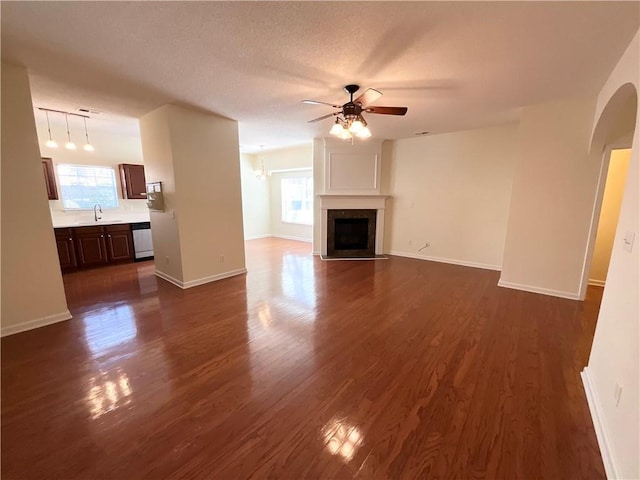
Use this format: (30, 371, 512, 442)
(45, 110, 58, 148)
(254, 145, 267, 180)
(82, 117, 94, 152)
(64, 114, 77, 150)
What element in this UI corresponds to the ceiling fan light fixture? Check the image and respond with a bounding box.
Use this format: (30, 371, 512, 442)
(348, 119, 364, 133)
(339, 128, 352, 140)
(329, 119, 344, 136)
(356, 126, 372, 139)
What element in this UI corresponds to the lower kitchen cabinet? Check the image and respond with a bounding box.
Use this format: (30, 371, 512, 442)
(74, 227, 110, 268)
(55, 224, 135, 272)
(104, 224, 135, 262)
(54, 228, 78, 272)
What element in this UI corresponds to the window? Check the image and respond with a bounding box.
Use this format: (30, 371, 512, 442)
(57, 164, 119, 210)
(281, 176, 313, 225)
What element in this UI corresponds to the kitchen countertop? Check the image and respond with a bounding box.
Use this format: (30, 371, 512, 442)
(52, 213, 151, 229)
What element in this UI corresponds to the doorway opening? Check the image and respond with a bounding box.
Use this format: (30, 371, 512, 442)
(587, 148, 631, 287)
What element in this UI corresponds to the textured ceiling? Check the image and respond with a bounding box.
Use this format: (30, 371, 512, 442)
(2, 1, 638, 151)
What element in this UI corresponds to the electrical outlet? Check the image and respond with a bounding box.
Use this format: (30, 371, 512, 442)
(408, 239, 413, 246)
(614, 383, 623, 407)
(219, 255, 225, 263)
(165, 256, 170, 264)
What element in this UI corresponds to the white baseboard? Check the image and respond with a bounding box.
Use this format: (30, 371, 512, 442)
(155, 268, 247, 289)
(581, 367, 617, 479)
(271, 234, 312, 243)
(388, 250, 501, 271)
(588, 279, 606, 287)
(244, 234, 271, 240)
(312, 251, 321, 256)
(1, 310, 72, 337)
(497, 279, 580, 300)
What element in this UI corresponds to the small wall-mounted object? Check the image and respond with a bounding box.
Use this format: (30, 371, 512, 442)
(146, 182, 164, 211)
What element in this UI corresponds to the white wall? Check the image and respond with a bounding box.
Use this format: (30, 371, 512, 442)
(499, 97, 599, 299)
(583, 30, 639, 480)
(1, 62, 70, 336)
(387, 123, 518, 269)
(239, 153, 270, 239)
(33, 114, 148, 225)
(588, 148, 631, 285)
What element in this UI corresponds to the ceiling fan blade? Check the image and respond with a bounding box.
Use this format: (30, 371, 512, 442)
(308, 112, 339, 123)
(365, 106, 408, 116)
(353, 88, 382, 107)
(302, 100, 343, 109)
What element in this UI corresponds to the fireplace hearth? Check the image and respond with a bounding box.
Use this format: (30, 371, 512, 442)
(327, 209, 376, 258)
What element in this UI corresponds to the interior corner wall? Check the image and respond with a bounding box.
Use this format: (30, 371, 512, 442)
(1, 62, 70, 336)
(584, 29, 639, 480)
(139, 106, 184, 283)
(166, 105, 246, 284)
(312, 138, 324, 254)
(588, 148, 631, 284)
(263, 144, 313, 242)
(387, 123, 518, 269)
(499, 96, 599, 298)
(239, 153, 270, 239)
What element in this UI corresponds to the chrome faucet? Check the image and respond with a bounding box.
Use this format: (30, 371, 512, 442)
(94, 204, 103, 222)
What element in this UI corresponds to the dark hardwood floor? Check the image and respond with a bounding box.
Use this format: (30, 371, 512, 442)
(1, 238, 605, 479)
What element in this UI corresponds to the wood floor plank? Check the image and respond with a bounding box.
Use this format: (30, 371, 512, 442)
(1, 238, 605, 479)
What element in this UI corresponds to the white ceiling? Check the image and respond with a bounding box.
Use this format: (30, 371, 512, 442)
(2, 2, 638, 152)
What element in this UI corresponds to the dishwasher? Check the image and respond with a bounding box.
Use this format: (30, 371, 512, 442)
(131, 222, 154, 261)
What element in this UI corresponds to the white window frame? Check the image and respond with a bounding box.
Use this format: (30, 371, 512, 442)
(281, 175, 313, 225)
(56, 164, 120, 210)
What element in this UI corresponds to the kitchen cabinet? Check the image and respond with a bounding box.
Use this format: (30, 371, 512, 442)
(42, 157, 58, 200)
(55, 224, 135, 272)
(54, 228, 77, 272)
(104, 224, 135, 262)
(74, 226, 109, 268)
(118, 164, 147, 200)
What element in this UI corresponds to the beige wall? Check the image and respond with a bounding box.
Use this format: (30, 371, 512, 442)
(139, 106, 184, 282)
(387, 124, 518, 269)
(140, 104, 245, 288)
(588, 148, 631, 284)
(584, 30, 639, 480)
(239, 153, 270, 239)
(1, 62, 70, 336)
(168, 105, 245, 283)
(499, 96, 599, 298)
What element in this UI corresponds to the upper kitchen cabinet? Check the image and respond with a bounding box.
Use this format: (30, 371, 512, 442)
(42, 157, 58, 200)
(118, 163, 147, 199)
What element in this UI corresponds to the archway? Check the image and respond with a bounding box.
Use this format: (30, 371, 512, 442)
(579, 83, 637, 299)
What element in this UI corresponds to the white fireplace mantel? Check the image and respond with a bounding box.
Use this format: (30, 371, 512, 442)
(319, 195, 390, 255)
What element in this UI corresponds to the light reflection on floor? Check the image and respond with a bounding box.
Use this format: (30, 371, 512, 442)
(322, 417, 364, 462)
(86, 368, 133, 419)
(83, 304, 137, 355)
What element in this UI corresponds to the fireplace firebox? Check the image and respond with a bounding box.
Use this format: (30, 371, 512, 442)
(326, 209, 376, 258)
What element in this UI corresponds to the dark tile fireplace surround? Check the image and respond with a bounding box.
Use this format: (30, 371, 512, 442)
(326, 209, 377, 258)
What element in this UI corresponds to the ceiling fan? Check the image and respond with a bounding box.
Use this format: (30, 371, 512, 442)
(303, 84, 408, 139)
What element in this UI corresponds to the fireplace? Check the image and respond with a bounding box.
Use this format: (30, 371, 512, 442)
(327, 209, 376, 258)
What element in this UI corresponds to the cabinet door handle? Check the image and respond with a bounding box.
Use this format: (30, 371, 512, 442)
(100, 234, 104, 238)
(108, 234, 112, 238)
(140, 192, 147, 196)
(69, 237, 72, 241)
